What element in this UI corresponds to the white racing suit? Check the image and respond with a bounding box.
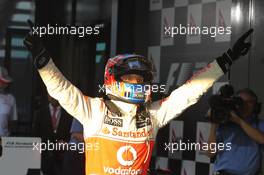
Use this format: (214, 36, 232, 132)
(38, 59, 224, 175)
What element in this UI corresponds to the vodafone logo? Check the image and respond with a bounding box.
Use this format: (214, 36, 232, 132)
(117, 146, 137, 166)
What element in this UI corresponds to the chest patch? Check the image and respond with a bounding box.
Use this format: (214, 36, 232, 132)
(104, 115, 123, 127)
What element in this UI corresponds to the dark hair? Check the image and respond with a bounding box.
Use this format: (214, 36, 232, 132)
(237, 88, 258, 103)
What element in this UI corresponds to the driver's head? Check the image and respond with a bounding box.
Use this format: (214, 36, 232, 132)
(104, 54, 153, 104)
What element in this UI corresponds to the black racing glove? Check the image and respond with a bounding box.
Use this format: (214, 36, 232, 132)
(24, 20, 50, 69)
(216, 29, 253, 73)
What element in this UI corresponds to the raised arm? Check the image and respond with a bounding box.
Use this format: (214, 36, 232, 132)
(150, 29, 254, 128)
(151, 60, 223, 127)
(37, 59, 94, 125)
(23, 20, 98, 125)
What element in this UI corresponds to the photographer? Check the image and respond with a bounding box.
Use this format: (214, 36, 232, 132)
(207, 87, 264, 175)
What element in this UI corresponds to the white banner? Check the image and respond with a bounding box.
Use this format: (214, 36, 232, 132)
(0, 137, 41, 175)
(155, 157, 169, 170)
(215, 0, 232, 42)
(169, 120, 184, 159)
(181, 160, 195, 175)
(176, 63, 194, 85)
(148, 46, 161, 83)
(209, 163, 215, 175)
(161, 8, 175, 46)
(187, 4, 202, 44)
(195, 122, 211, 163)
(165, 62, 207, 94)
(165, 63, 180, 94)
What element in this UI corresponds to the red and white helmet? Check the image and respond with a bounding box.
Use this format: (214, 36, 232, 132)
(104, 54, 153, 104)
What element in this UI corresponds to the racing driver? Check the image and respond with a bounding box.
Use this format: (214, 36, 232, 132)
(24, 20, 253, 175)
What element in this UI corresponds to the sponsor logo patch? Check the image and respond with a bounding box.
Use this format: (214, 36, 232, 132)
(104, 115, 123, 127)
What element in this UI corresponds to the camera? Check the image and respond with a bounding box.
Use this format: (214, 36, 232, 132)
(208, 84, 244, 124)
